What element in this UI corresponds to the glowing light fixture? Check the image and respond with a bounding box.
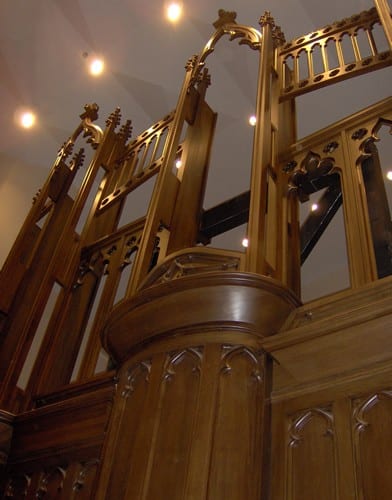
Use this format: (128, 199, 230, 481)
(311, 203, 318, 212)
(249, 115, 257, 126)
(175, 159, 182, 169)
(89, 58, 104, 76)
(19, 110, 36, 129)
(386, 171, 392, 181)
(242, 238, 249, 248)
(166, 1, 182, 23)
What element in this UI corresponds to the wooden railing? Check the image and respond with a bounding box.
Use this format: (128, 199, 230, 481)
(2, 374, 115, 498)
(279, 7, 392, 100)
(281, 97, 392, 289)
(98, 112, 175, 211)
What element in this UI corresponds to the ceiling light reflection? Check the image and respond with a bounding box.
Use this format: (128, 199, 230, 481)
(166, 2, 182, 22)
(242, 238, 249, 248)
(386, 171, 392, 181)
(16, 109, 36, 129)
(249, 115, 257, 126)
(21, 112, 35, 129)
(89, 58, 104, 76)
(311, 203, 318, 212)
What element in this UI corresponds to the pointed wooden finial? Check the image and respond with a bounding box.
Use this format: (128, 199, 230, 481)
(213, 9, 237, 29)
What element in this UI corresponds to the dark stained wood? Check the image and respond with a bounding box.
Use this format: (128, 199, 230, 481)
(9, 374, 115, 467)
(1, 6, 392, 499)
(103, 269, 300, 364)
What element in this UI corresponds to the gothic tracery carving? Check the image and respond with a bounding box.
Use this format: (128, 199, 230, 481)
(221, 345, 263, 383)
(121, 360, 152, 398)
(163, 347, 203, 382)
(72, 459, 100, 491)
(353, 390, 392, 434)
(188, 10, 263, 89)
(288, 407, 334, 448)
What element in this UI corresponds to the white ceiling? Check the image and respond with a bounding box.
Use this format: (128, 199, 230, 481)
(0, 0, 391, 300)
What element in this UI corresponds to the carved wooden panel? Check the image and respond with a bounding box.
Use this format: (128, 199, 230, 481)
(3, 473, 31, 498)
(105, 360, 151, 498)
(35, 467, 66, 498)
(208, 346, 264, 500)
(2, 459, 99, 499)
(140, 249, 241, 289)
(286, 407, 336, 500)
(70, 460, 100, 499)
(352, 390, 392, 500)
(145, 348, 203, 499)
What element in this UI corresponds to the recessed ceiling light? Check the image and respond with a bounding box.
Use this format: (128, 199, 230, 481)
(89, 58, 104, 76)
(311, 203, 318, 212)
(18, 110, 36, 129)
(249, 115, 257, 126)
(386, 171, 392, 181)
(175, 159, 182, 169)
(242, 238, 249, 248)
(166, 2, 182, 23)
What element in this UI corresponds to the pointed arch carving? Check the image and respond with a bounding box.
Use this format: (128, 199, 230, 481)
(121, 360, 152, 399)
(163, 347, 203, 382)
(188, 10, 262, 88)
(352, 390, 392, 500)
(356, 116, 392, 162)
(35, 466, 67, 498)
(286, 407, 337, 499)
(4, 474, 31, 498)
(72, 459, 100, 492)
(288, 407, 334, 448)
(353, 390, 392, 433)
(221, 345, 263, 383)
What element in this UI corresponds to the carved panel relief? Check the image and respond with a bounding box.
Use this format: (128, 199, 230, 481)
(286, 407, 336, 500)
(3, 474, 31, 498)
(71, 459, 100, 499)
(106, 360, 152, 497)
(35, 467, 66, 498)
(145, 348, 203, 500)
(141, 250, 241, 289)
(2, 459, 99, 499)
(352, 390, 392, 500)
(208, 346, 264, 500)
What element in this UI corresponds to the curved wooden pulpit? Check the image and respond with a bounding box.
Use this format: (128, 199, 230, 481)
(1, 4, 392, 499)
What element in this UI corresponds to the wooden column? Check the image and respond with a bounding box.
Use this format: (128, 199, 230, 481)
(245, 13, 275, 275)
(96, 268, 299, 499)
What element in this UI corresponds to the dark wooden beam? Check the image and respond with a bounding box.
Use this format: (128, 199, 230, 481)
(198, 191, 250, 241)
(300, 178, 342, 264)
